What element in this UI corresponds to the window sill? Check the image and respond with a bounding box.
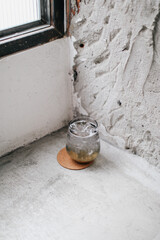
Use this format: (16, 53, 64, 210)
(0, 128, 160, 239)
(0, 25, 62, 58)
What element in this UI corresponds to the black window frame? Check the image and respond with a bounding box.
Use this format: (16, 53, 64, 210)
(0, 0, 66, 58)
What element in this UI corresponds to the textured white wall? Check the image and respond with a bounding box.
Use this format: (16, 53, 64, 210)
(0, 38, 73, 157)
(71, 0, 160, 167)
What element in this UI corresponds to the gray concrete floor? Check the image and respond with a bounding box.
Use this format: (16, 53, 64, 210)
(0, 128, 160, 240)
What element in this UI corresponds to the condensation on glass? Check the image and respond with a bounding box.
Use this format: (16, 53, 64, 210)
(66, 116, 100, 163)
(0, 0, 41, 31)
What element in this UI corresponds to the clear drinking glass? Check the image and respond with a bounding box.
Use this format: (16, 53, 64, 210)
(66, 116, 100, 163)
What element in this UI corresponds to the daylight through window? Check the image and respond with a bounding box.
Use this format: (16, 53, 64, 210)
(0, 0, 41, 31)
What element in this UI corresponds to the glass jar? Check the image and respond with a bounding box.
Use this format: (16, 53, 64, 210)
(66, 116, 100, 163)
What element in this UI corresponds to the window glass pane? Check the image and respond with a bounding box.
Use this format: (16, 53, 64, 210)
(0, 0, 41, 31)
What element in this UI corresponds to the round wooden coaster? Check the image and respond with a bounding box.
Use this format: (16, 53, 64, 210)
(57, 148, 93, 170)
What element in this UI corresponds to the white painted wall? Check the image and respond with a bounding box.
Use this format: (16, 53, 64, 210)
(0, 37, 73, 157)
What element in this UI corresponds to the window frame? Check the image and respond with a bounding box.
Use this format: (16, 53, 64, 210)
(0, 0, 68, 58)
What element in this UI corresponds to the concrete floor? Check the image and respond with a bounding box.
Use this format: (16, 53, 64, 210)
(0, 128, 160, 240)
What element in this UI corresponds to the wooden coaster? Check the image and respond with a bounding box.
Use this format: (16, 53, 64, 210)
(57, 148, 93, 170)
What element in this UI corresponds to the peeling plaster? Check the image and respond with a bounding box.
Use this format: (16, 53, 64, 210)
(71, 0, 160, 168)
(69, 36, 88, 116)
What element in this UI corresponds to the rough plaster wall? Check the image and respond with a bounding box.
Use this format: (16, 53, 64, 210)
(70, 0, 160, 167)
